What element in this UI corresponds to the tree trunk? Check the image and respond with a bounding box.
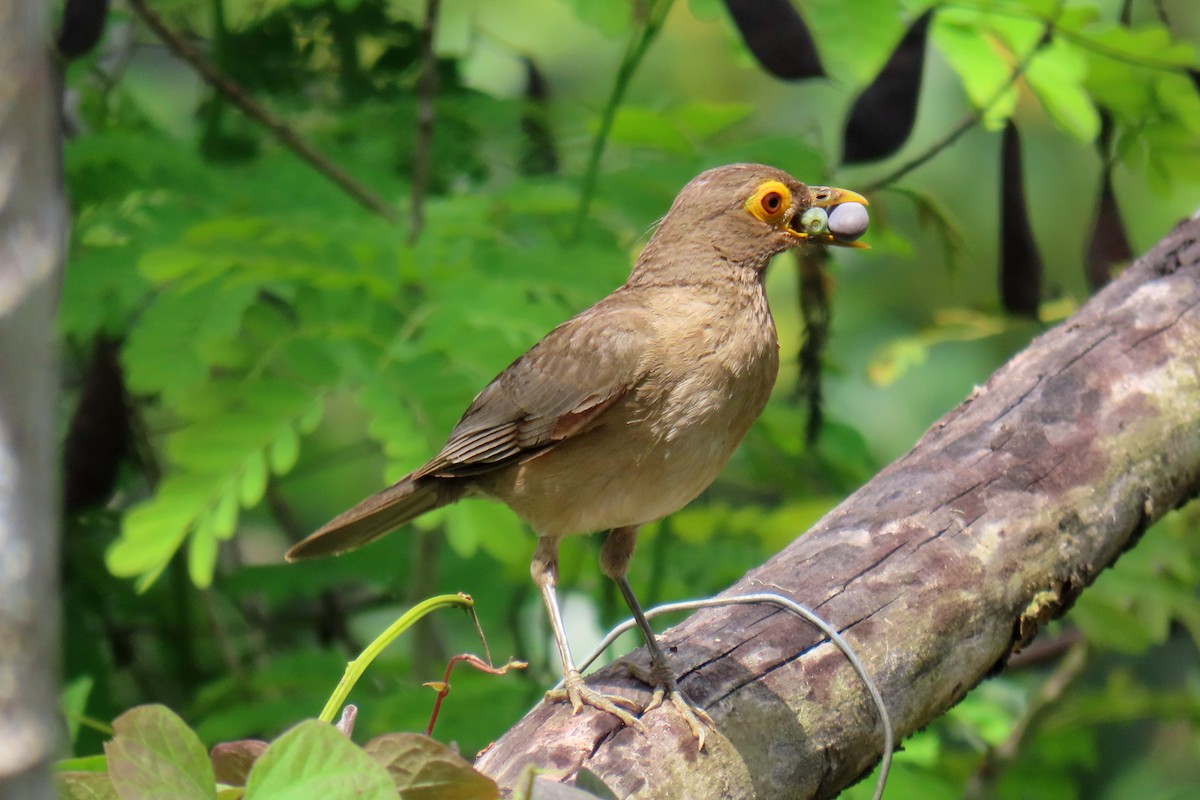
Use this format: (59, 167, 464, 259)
(0, 3, 66, 799)
(475, 213, 1200, 799)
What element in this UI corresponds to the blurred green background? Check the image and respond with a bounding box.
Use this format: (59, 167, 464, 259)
(56, 0, 1200, 796)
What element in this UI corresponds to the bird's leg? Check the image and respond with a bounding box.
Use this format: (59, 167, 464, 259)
(601, 526, 714, 747)
(533, 536, 643, 729)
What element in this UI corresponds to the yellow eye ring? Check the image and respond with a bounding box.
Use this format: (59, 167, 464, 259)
(746, 181, 791, 224)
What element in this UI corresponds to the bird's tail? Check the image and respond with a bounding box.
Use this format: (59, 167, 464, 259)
(285, 475, 463, 561)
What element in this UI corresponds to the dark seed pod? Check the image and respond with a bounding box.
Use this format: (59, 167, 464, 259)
(828, 202, 869, 241)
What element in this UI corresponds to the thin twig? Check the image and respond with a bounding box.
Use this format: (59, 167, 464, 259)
(962, 639, 1089, 800)
(126, 0, 399, 222)
(866, 13, 1058, 193)
(408, 0, 441, 243)
(943, 1, 1187, 73)
(572, 0, 674, 238)
(424, 654, 526, 736)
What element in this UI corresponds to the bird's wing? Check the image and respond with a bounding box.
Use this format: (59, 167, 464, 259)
(414, 298, 651, 479)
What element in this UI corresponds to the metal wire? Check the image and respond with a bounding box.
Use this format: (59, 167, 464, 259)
(563, 592, 894, 800)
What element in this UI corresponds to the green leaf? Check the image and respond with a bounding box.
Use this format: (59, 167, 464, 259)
(562, 0, 631, 37)
(60, 243, 152, 340)
(213, 486, 240, 540)
(57, 755, 110, 773)
(105, 705, 216, 800)
(56, 772, 120, 800)
(803, 0, 910, 86)
(444, 501, 527, 568)
(283, 339, 342, 385)
(123, 281, 259, 399)
(1026, 40, 1099, 142)
(358, 363, 445, 470)
(1085, 24, 1199, 70)
(607, 107, 694, 156)
(363, 733, 498, 799)
(1157, 72, 1200, 136)
(674, 101, 752, 138)
(296, 398, 325, 435)
(61, 674, 95, 748)
(269, 427, 301, 475)
(168, 417, 278, 475)
(108, 475, 215, 581)
(243, 720, 397, 799)
(1069, 513, 1200, 653)
(931, 9, 1021, 130)
(188, 514, 220, 589)
(240, 451, 269, 507)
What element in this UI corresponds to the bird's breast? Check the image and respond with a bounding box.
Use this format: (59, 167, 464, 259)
(483, 284, 779, 537)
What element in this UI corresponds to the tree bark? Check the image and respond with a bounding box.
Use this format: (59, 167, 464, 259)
(475, 213, 1200, 799)
(0, 3, 66, 799)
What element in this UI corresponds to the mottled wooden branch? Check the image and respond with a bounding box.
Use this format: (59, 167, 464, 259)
(475, 213, 1200, 799)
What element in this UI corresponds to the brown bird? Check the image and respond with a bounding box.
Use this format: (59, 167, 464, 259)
(287, 164, 868, 746)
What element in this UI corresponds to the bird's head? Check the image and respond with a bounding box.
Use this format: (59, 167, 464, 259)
(634, 164, 869, 282)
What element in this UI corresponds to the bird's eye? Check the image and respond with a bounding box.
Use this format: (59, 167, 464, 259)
(746, 181, 791, 224)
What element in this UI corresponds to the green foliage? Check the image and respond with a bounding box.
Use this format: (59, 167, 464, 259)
(57, 705, 498, 800)
(105, 705, 216, 800)
(58, 0, 1200, 795)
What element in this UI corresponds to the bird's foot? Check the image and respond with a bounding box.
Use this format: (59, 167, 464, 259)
(621, 657, 714, 749)
(545, 669, 645, 732)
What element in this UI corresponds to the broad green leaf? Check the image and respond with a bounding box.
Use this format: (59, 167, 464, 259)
(56, 772, 120, 800)
(57, 755, 109, 773)
(364, 733, 498, 800)
(1142, 122, 1200, 191)
(1084, 23, 1199, 70)
(1157, 72, 1200, 136)
(674, 101, 752, 139)
(139, 248, 213, 283)
(105, 705, 215, 800)
(562, 0, 630, 37)
(243, 720, 397, 799)
(1026, 40, 1099, 142)
(444, 501, 527, 568)
(932, 9, 1020, 130)
(607, 107, 694, 156)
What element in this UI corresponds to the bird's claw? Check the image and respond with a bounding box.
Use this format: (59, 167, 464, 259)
(620, 657, 714, 750)
(545, 670, 645, 732)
